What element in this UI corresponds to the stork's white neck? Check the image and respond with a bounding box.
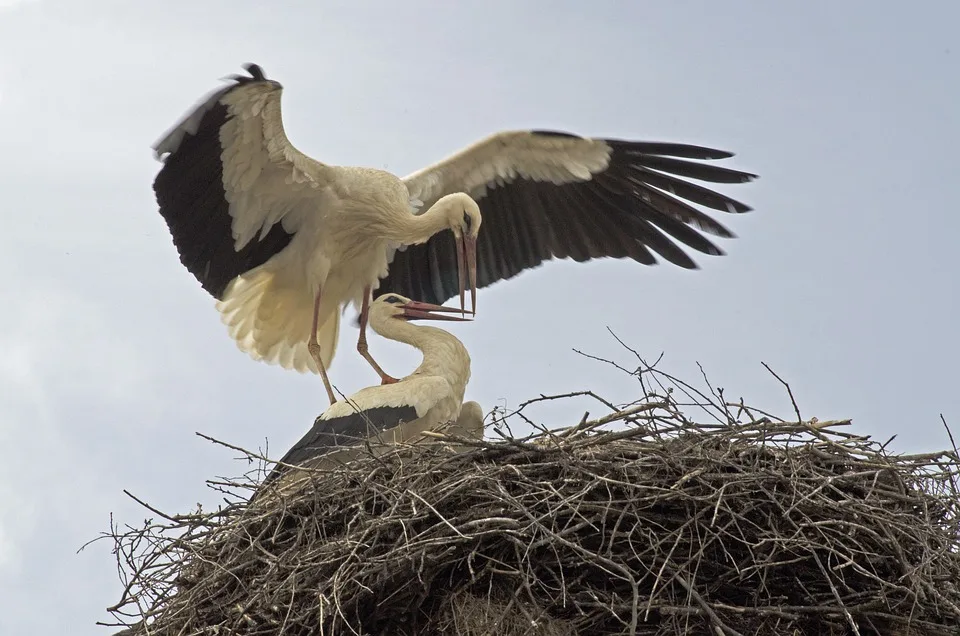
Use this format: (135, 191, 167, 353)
(376, 193, 472, 246)
(398, 205, 450, 245)
(371, 317, 471, 395)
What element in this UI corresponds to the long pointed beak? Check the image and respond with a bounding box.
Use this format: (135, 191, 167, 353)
(465, 235, 477, 315)
(401, 300, 473, 322)
(455, 235, 467, 316)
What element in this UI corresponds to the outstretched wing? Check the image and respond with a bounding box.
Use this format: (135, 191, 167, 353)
(152, 63, 335, 299)
(377, 130, 756, 305)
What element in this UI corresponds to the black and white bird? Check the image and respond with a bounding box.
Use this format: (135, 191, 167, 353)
(255, 292, 482, 498)
(151, 63, 756, 405)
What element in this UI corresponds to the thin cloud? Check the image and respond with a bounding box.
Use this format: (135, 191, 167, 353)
(0, 278, 161, 587)
(0, 0, 38, 10)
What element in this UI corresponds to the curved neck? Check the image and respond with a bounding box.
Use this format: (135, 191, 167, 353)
(381, 203, 451, 246)
(371, 316, 471, 386)
(374, 193, 470, 246)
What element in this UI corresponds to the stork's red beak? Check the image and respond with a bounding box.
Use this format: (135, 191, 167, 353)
(400, 300, 473, 322)
(455, 234, 478, 316)
(466, 234, 477, 315)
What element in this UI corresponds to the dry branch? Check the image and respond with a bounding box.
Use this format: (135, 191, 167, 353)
(97, 362, 960, 636)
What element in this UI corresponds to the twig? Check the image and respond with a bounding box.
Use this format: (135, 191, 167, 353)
(98, 351, 960, 636)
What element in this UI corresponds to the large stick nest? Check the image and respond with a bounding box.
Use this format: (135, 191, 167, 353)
(101, 363, 960, 636)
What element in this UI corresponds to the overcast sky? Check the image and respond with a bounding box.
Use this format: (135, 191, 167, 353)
(1, 1, 958, 634)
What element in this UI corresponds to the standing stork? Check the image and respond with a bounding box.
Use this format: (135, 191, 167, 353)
(151, 63, 756, 405)
(152, 64, 481, 406)
(255, 292, 482, 499)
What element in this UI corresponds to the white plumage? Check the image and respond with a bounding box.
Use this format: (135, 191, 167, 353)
(152, 63, 756, 405)
(255, 293, 482, 498)
(153, 64, 480, 405)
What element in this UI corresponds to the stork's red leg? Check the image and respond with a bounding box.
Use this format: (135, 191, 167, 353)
(357, 286, 400, 385)
(307, 284, 338, 405)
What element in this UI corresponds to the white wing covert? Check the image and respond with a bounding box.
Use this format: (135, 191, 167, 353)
(152, 63, 334, 300)
(380, 130, 757, 305)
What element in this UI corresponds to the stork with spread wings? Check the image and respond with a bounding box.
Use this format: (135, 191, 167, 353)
(151, 63, 756, 406)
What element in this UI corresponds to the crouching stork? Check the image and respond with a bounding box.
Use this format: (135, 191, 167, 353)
(254, 293, 483, 500)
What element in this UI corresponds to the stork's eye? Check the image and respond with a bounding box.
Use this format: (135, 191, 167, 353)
(384, 295, 402, 304)
(462, 211, 473, 232)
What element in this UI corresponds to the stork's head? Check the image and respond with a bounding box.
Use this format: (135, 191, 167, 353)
(437, 193, 481, 316)
(371, 293, 473, 325)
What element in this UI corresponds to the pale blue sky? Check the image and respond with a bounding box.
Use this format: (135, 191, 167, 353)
(1, 2, 957, 634)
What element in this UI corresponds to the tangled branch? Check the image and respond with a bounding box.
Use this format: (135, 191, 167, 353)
(95, 357, 960, 636)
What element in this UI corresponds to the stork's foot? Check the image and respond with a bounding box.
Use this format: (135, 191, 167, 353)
(358, 340, 397, 386)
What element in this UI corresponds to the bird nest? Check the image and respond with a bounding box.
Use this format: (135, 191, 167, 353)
(100, 363, 960, 636)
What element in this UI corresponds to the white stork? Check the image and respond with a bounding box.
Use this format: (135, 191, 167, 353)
(256, 292, 482, 498)
(151, 63, 756, 405)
